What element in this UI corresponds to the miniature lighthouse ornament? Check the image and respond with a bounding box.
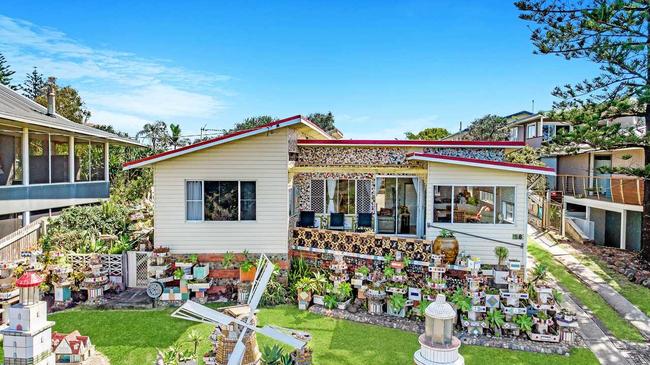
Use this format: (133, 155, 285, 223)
(1, 271, 55, 365)
(414, 294, 464, 365)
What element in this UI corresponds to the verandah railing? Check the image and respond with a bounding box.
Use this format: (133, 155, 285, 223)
(556, 174, 644, 206)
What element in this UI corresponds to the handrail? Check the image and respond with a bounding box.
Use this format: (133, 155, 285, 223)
(427, 223, 524, 248)
(555, 174, 642, 180)
(0, 216, 47, 251)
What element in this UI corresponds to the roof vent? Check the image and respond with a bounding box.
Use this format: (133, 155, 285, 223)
(46, 76, 56, 116)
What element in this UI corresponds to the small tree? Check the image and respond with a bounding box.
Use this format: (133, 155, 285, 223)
(35, 81, 91, 123)
(307, 112, 337, 133)
(231, 115, 276, 132)
(405, 127, 450, 140)
(494, 246, 509, 269)
(0, 52, 18, 90)
(22, 67, 46, 99)
(464, 114, 510, 141)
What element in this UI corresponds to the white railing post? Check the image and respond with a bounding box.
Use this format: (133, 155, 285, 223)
(68, 136, 75, 183)
(104, 142, 110, 182)
(22, 127, 29, 185)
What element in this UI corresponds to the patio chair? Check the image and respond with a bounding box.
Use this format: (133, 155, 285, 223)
(328, 213, 345, 230)
(356, 213, 373, 231)
(297, 211, 316, 228)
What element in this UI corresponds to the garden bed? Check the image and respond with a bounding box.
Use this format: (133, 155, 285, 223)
(309, 304, 578, 355)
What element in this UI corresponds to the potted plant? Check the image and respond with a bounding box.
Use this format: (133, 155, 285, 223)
(324, 293, 338, 309)
(336, 282, 352, 310)
(433, 229, 459, 264)
(484, 287, 500, 308)
(222, 251, 235, 269)
(387, 293, 407, 317)
(533, 311, 552, 334)
(240, 251, 257, 282)
(486, 309, 505, 336)
(493, 246, 510, 284)
(354, 265, 370, 279)
(513, 314, 532, 337)
(311, 272, 328, 306)
(414, 298, 432, 320)
(295, 277, 315, 310)
(450, 287, 472, 325)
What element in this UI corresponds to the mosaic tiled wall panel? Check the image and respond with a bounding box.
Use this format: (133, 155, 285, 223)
(423, 147, 505, 161)
(297, 146, 408, 165)
(292, 227, 434, 262)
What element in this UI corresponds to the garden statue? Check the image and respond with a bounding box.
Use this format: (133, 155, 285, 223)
(0, 262, 19, 313)
(414, 294, 464, 365)
(1, 271, 56, 365)
(80, 254, 109, 304)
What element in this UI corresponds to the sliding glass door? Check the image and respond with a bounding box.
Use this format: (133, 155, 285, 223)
(375, 177, 421, 235)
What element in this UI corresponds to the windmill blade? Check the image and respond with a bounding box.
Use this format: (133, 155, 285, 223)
(171, 300, 236, 326)
(247, 255, 275, 310)
(256, 326, 306, 349)
(227, 336, 247, 365)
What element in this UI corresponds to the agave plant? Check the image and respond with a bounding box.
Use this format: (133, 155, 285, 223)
(514, 314, 533, 333)
(261, 344, 286, 365)
(486, 309, 505, 331)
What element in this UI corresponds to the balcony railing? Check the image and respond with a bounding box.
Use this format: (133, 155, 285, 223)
(556, 174, 644, 206)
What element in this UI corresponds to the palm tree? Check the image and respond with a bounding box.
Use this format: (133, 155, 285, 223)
(137, 121, 170, 152)
(169, 123, 190, 149)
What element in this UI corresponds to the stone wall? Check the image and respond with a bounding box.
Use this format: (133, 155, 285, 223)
(423, 147, 505, 161)
(297, 146, 408, 166)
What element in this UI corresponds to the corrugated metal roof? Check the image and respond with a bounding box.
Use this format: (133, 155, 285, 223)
(0, 84, 143, 146)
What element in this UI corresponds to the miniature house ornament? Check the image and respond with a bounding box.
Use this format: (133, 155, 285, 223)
(414, 294, 464, 365)
(1, 271, 56, 365)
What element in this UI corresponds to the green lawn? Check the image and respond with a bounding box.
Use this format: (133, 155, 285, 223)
(1, 305, 598, 365)
(528, 242, 645, 342)
(570, 246, 650, 317)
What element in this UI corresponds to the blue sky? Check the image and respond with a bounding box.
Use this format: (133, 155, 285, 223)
(0, 1, 600, 139)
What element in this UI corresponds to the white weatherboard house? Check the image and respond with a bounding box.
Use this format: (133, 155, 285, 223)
(124, 115, 554, 266)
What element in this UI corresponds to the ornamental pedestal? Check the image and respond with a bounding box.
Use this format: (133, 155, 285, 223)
(414, 335, 464, 365)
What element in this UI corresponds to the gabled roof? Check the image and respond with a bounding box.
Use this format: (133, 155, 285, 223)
(297, 139, 524, 148)
(406, 152, 556, 175)
(0, 84, 143, 146)
(52, 331, 90, 355)
(16, 271, 43, 288)
(123, 115, 332, 169)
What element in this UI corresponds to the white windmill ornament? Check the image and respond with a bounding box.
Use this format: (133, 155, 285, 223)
(172, 255, 308, 365)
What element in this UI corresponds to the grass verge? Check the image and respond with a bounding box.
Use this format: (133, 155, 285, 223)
(0, 305, 599, 364)
(528, 241, 645, 342)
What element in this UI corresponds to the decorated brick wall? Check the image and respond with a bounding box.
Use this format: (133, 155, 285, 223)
(423, 147, 505, 161)
(297, 146, 408, 166)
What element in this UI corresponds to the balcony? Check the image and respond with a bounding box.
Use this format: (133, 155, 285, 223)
(0, 181, 109, 214)
(556, 174, 644, 206)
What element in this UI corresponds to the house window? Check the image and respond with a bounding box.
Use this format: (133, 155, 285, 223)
(327, 179, 356, 214)
(433, 186, 515, 224)
(510, 127, 519, 141)
(527, 123, 537, 138)
(310, 179, 370, 214)
(185, 180, 256, 221)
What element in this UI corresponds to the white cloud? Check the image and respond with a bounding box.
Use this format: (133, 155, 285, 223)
(0, 15, 230, 134)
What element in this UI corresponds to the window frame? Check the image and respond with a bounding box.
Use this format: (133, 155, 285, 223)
(509, 127, 519, 141)
(312, 178, 360, 215)
(432, 185, 517, 225)
(185, 179, 257, 222)
(527, 123, 537, 139)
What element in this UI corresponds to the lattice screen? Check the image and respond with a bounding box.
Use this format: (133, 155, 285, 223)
(356, 180, 372, 213)
(68, 253, 123, 277)
(310, 179, 325, 213)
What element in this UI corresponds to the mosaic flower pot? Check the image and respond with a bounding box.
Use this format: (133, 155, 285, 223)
(433, 236, 459, 264)
(313, 294, 325, 306)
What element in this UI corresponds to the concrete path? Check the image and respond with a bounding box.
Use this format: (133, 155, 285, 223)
(529, 226, 650, 340)
(526, 250, 635, 365)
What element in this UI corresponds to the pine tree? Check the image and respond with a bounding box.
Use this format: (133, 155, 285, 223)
(21, 67, 47, 100)
(0, 53, 17, 90)
(515, 0, 650, 260)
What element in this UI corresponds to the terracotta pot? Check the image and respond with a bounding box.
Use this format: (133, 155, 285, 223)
(433, 236, 459, 264)
(240, 267, 257, 282)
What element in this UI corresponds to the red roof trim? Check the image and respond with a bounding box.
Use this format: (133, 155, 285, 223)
(297, 139, 525, 147)
(124, 115, 329, 168)
(406, 152, 555, 173)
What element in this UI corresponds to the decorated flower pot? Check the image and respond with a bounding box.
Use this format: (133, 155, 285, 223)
(433, 236, 459, 264)
(313, 294, 325, 306)
(240, 267, 257, 282)
(337, 299, 351, 310)
(297, 290, 312, 310)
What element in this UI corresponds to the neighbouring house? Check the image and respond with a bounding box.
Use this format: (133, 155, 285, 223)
(51, 330, 94, 364)
(444, 110, 534, 141)
(519, 113, 645, 252)
(124, 115, 554, 267)
(0, 83, 142, 240)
